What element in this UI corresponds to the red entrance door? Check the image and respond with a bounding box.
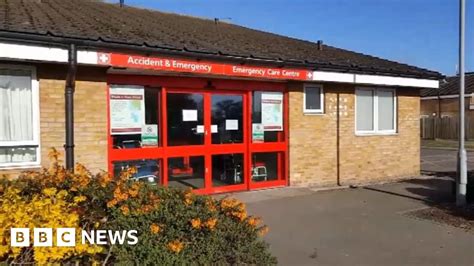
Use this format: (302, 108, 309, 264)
(164, 89, 248, 194)
(107, 76, 288, 195)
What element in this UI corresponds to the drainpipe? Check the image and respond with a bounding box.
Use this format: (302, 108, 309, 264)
(336, 92, 341, 186)
(65, 44, 77, 170)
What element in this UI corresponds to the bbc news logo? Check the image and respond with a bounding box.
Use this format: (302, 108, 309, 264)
(10, 228, 138, 247)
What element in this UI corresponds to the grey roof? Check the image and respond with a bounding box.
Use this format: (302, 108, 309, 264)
(0, 0, 442, 79)
(421, 73, 474, 97)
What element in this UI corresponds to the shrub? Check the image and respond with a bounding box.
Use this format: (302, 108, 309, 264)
(0, 149, 276, 265)
(0, 186, 103, 264)
(107, 188, 275, 265)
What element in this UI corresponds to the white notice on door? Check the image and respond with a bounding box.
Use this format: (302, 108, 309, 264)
(211, 124, 218, 133)
(225, 119, 239, 130)
(182, 109, 198, 121)
(196, 125, 205, 133)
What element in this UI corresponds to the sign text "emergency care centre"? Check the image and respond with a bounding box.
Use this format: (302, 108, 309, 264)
(97, 52, 313, 81)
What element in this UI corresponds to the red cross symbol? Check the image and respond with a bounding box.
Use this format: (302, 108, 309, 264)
(97, 53, 111, 65)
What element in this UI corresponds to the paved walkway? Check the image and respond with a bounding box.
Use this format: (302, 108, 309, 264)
(421, 148, 474, 174)
(230, 178, 474, 266)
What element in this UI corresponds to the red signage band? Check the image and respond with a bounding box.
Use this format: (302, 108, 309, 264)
(97, 52, 313, 81)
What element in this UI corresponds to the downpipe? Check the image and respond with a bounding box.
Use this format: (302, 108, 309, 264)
(65, 43, 77, 171)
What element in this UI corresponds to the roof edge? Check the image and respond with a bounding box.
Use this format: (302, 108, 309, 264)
(0, 30, 443, 80)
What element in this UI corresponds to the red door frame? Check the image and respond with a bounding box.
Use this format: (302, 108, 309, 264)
(107, 74, 289, 194)
(163, 88, 248, 194)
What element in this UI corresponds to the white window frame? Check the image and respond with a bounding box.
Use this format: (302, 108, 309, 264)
(355, 87, 397, 135)
(0, 64, 41, 169)
(303, 84, 324, 114)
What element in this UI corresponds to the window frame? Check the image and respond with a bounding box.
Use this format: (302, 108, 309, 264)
(303, 84, 324, 114)
(355, 87, 397, 135)
(0, 64, 41, 168)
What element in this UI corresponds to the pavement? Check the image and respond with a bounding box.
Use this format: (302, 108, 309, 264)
(421, 147, 474, 174)
(227, 156, 474, 265)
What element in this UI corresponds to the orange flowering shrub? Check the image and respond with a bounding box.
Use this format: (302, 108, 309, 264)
(190, 218, 202, 229)
(108, 187, 275, 265)
(150, 224, 161, 234)
(204, 218, 217, 230)
(167, 240, 184, 253)
(0, 149, 276, 265)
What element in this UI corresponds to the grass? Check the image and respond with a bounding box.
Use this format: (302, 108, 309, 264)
(421, 139, 474, 151)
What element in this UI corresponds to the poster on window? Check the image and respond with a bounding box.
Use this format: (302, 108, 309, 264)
(252, 123, 264, 143)
(261, 92, 283, 131)
(225, 119, 239, 130)
(182, 109, 198, 121)
(141, 124, 158, 146)
(109, 86, 145, 135)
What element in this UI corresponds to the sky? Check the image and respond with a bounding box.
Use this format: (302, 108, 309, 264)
(116, 0, 472, 76)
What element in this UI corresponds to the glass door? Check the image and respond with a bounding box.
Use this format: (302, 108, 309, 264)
(165, 91, 207, 191)
(209, 93, 247, 193)
(164, 89, 247, 194)
(249, 90, 288, 189)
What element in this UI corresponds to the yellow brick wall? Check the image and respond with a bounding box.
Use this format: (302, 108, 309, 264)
(39, 66, 108, 173)
(0, 64, 108, 177)
(288, 82, 338, 187)
(289, 83, 420, 187)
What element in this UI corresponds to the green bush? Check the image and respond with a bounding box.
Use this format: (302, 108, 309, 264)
(107, 186, 275, 265)
(0, 149, 276, 265)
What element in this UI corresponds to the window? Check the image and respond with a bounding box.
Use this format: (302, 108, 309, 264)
(111, 86, 161, 149)
(0, 65, 40, 167)
(113, 159, 161, 185)
(167, 92, 204, 146)
(303, 85, 324, 113)
(251, 152, 284, 182)
(252, 91, 285, 142)
(355, 88, 396, 134)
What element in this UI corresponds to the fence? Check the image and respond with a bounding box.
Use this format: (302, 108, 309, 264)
(420, 115, 474, 140)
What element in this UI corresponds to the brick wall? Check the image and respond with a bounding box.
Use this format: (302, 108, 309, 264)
(0, 64, 108, 177)
(39, 65, 108, 173)
(421, 98, 474, 117)
(289, 83, 420, 187)
(288, 82, 337, 187)
(0, 62, 422, 186)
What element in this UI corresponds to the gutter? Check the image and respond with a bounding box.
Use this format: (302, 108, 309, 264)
(0, 30, 443, 80)
(421, 94, 472, 100)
